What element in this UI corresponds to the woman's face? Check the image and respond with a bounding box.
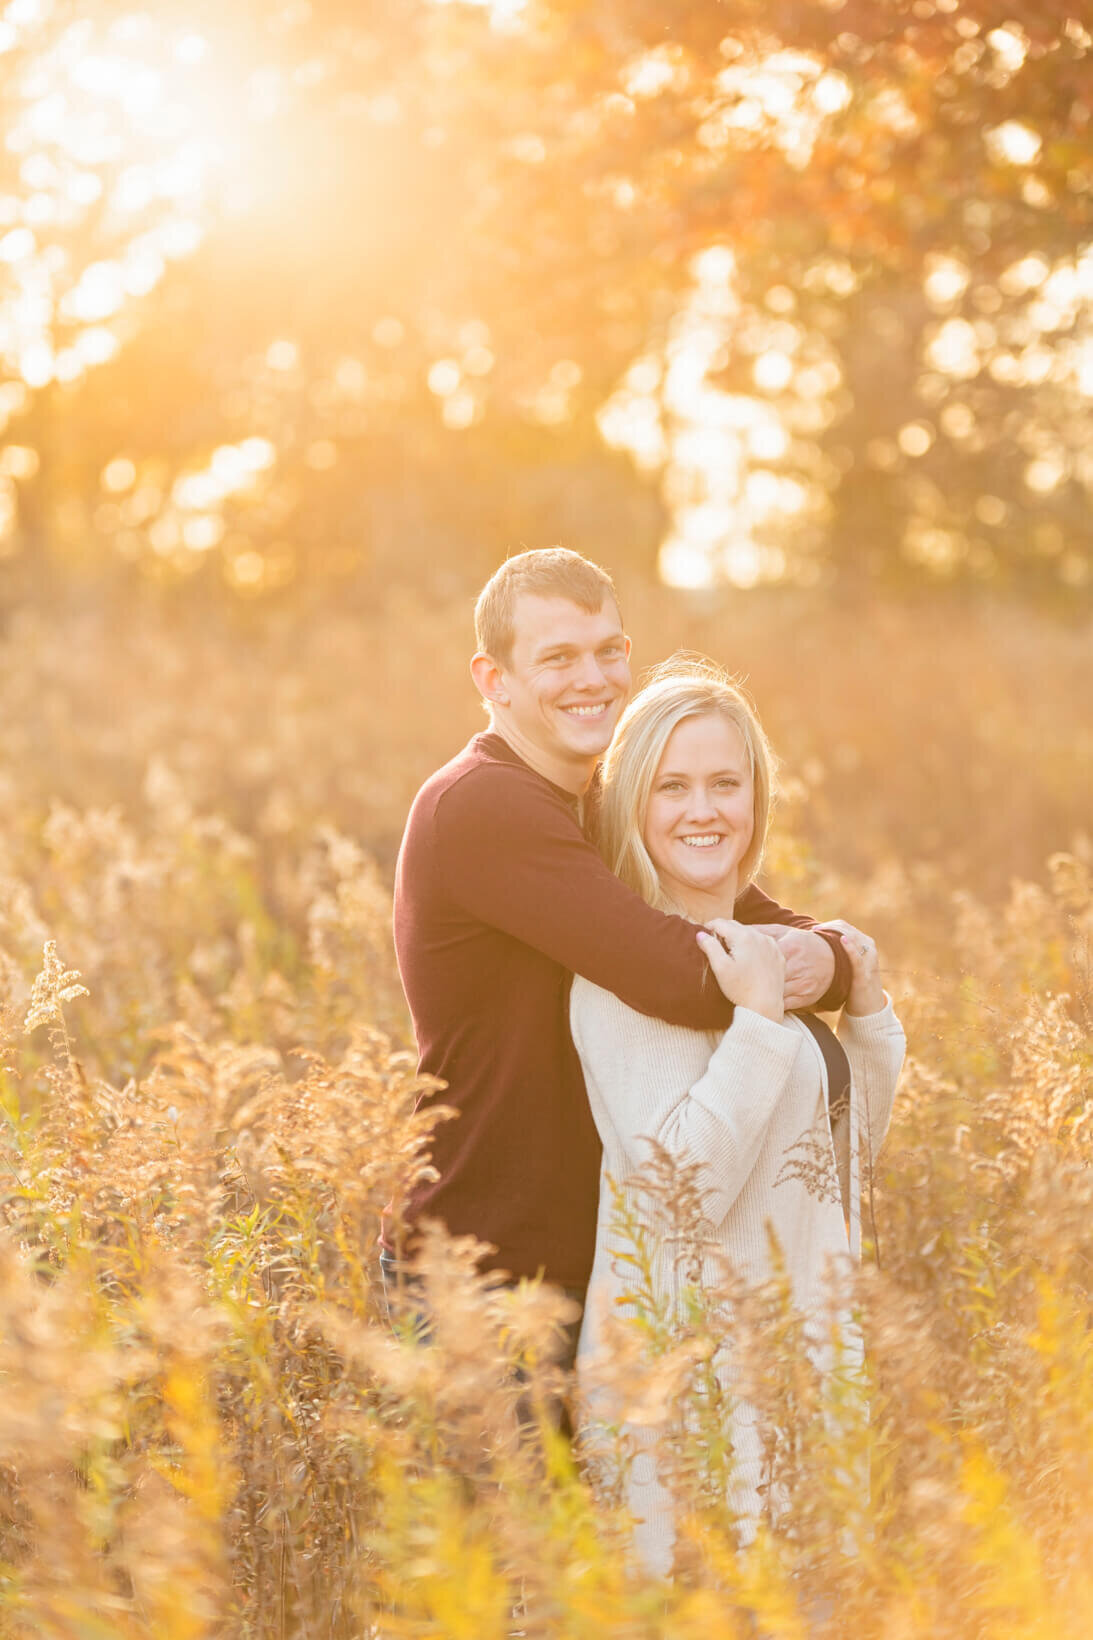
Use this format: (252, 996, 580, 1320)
(642, 713, 755, 909)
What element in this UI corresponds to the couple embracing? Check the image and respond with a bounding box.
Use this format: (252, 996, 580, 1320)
(386, 547, 905, 1574)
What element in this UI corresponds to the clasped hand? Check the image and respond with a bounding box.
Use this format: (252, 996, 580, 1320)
(697, 917, 885, 1020)
(695, 920, 788, 1022)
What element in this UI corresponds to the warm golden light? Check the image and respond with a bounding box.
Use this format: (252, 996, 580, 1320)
(0, 0, 1087, 597)
(925, 318, 980, 379)
(986, 120, 1042, 166)
(0, 6, 1092, 1633)
(924, 256, 971, 309)
(600, 239, 844, 587)
(0, 9, 229, 399)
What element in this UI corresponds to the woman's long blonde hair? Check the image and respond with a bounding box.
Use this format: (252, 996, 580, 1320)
(597, 655, 775, 912)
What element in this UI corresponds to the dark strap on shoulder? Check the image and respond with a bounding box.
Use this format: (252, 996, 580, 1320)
(795, 1012, 851, 1123)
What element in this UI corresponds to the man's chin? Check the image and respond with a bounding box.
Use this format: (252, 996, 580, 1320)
(557, 708, 621, 753)
(564, 728, 616, 760)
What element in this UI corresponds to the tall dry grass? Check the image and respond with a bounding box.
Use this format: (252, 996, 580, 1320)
(0, 586, 1090, 1637)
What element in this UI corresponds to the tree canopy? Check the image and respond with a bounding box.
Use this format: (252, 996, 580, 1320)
(1, 0, 1090, 600)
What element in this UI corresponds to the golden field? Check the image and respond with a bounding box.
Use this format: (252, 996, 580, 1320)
(0, 585, 1090, 1639)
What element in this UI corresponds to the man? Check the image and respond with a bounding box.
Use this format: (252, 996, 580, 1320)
(388, 549, 848, 1340)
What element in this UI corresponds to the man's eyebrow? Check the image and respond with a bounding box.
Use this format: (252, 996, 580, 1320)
(531, 630, 626, 659)
(533, 641, 577, 658)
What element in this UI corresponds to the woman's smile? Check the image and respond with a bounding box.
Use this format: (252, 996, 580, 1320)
(642, 714, 755, 915)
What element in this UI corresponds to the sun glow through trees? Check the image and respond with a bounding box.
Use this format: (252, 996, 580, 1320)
(1, 1, 1090, 592)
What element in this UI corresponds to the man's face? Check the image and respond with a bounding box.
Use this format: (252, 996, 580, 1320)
(497, 594, 632, 781)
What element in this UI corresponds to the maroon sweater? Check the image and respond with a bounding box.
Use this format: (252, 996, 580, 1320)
(392, 732, 850, 1287)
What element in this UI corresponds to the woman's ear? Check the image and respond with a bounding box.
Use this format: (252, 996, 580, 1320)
(470, 651, 510, 707)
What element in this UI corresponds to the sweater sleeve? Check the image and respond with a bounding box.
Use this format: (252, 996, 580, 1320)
(571, 982, 803, 1229)
(435, 761, 839, 1032)
(836, 998, 906, 1163)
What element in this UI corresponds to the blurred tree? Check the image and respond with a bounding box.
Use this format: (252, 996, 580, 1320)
(0, 0, 1090, 600)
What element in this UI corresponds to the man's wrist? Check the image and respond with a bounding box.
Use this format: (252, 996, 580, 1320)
(814, 928, 852, 1011)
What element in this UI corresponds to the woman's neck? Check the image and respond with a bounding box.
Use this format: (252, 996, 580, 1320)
(667, 871, 741, 925)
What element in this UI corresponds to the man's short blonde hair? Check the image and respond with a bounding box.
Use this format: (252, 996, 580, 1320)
(597, 655, 776, 910)
(474, 548, 620, 666)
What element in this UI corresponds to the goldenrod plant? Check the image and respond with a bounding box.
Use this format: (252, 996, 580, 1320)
(0, 594, 1089, 1637)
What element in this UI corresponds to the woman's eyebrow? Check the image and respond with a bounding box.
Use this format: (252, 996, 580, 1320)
(658, 764, 745, 779)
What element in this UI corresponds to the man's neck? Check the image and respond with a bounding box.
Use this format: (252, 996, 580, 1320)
(486, 717, 595, 795)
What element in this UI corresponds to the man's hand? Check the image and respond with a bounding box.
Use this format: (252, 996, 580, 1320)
(816, 919, 886, 1016)
(749, 924, 835, 1011)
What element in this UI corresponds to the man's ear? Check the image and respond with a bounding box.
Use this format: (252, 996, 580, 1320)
(470, 651, 510, 707)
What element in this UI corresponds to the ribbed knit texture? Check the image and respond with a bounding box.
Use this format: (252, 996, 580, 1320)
(571, 984, 906, 1575)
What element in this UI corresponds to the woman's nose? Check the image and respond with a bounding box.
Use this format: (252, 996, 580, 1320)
(685, 786, 717, 820)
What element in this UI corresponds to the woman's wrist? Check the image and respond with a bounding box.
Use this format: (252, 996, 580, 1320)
(844, 986, 887, 1018)
(737, 990, 785, 1024)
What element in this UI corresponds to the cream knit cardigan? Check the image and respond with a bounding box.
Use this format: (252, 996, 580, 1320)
(570, 982, 906, 1576)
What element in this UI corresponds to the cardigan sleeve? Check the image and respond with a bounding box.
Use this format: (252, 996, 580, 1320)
(571, 982, 804, 1229)
(837, 998, 906, 1163)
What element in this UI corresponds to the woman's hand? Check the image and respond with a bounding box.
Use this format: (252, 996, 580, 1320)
(817, 919, 886, 1016)
(748, 923, 836, 1009)
(697, 918, 786, 1023)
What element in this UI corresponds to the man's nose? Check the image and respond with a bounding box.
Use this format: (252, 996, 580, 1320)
(573, 653, 609, 690)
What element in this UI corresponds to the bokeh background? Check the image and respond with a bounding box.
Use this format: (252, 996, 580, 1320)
(1, 0, 1091, 907)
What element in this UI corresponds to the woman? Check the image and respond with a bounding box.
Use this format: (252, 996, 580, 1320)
(572, 660, 905, 1576)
